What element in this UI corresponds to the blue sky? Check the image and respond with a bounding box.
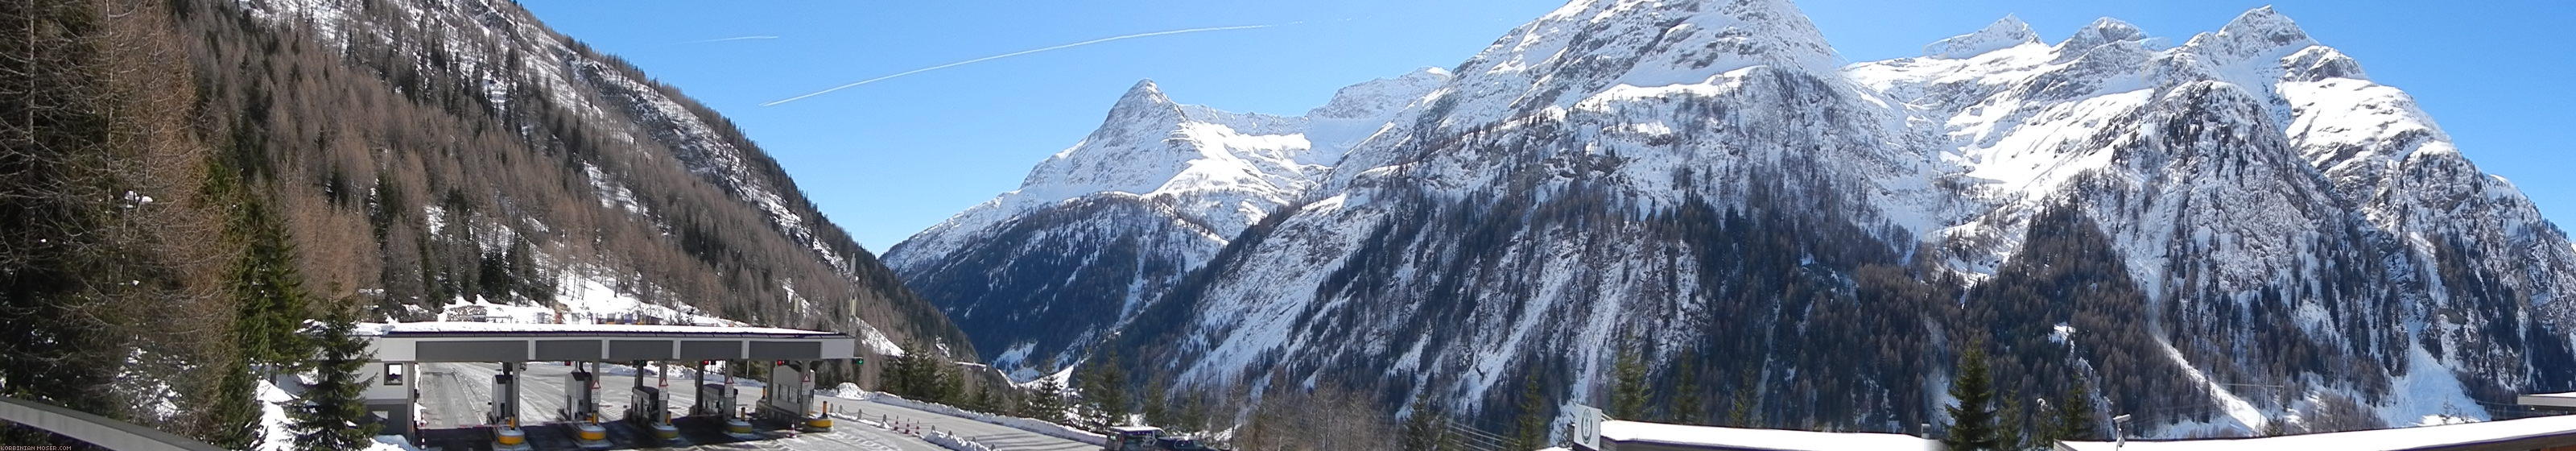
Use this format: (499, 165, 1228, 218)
(520, 1, 2574, 252)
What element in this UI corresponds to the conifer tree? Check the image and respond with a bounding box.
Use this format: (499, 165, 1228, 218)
(881, 348, 916, 396)
(1673, 359, 1704, 424)
(292, 300, 379, 451)
(1610, 343, 1649, 420)
(1726, 385, 1757, 428)
(2050, 380, 2099, 441)
(1083, 350, 1129, 424)
(1141, 378, 1170, 427)
(1943, 346, 2000, 451)
(1026, 359, 1068, 421)
(968, 385, 1001, 414)
(929, 357, 960, 404)
(1509, 370, 1551, 451)
(1996, 395, 2026, 451)
(228, 197, 312, 370)
(202, 355, 264, 449)
(1404, 387, 1450, 451)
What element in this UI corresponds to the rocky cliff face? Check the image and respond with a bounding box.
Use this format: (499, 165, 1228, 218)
(896, 0, 2576, 437)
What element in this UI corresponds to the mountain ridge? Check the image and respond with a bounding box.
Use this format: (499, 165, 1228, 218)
(896, 0, 2575, 438)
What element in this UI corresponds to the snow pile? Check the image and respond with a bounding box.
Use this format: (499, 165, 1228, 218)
(923, 430, 999, 451)
(255, 377, 295, 451)
(829, 382, 868, 399)
(1599, 420, 1942, 451)
(369, 435, 423, 451)
(837, 391, 1107, 446)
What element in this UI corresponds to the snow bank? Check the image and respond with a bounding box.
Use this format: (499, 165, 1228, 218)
(837, 390, 1106, 446)
(923, 430, 999, 451)
(1599, 420, 1942, 451)
(369, 435, 423, 451)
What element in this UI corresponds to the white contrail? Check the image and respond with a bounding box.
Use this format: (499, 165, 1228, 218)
(683, 35, 781, 43)
(763, 23, 1286, 106)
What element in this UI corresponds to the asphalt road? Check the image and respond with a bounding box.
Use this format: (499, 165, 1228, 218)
(814, 392, 1092, 451)
(414, 362, 1090, 451)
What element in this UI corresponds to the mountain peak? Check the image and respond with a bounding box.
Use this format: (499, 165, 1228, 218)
(1114, 79, 1174, 109)
(1310, 67, 1452, 121)
(1922, 14, 2039, 59)
(1421, 0, 1839, 131)
(2219, 6, 2306, 41)
(2059, 17, 2147, 51)
(2182, 6, 2316, 62)
(1096, 79, 1184, 130)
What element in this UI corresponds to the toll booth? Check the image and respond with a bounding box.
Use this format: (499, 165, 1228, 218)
(488, 363, 522, 425)
(696, 383, 737, 417)
(758, 361, 812, 420)
(758, 360, 829, 431)
(626, 361, 679, 441)
(561, 364, 599, 421)
(491, 362, 531, 451)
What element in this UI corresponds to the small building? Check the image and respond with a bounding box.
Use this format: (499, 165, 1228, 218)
(2053, 414, 2576, 451)
(1583, 420, 1944, 451)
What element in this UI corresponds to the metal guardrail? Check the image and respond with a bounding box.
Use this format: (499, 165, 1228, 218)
(0, 396, 223, 451)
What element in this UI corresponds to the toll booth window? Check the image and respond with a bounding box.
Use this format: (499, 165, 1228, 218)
(384, 363, 403, 386)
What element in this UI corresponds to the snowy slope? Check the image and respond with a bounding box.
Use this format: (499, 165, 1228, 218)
(883, 70, 1450, 379)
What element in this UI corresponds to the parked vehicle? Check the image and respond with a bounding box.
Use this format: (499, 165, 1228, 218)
(1103, 425, 1227, 451)
(1105, 426, 1163, 451)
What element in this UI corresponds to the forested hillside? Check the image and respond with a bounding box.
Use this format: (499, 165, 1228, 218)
(2, 0, 966, 446)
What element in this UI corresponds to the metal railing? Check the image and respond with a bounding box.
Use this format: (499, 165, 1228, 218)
(0, 396, 222, 451)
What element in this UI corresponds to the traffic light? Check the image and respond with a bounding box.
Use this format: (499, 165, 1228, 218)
(853, 358, 864, 366)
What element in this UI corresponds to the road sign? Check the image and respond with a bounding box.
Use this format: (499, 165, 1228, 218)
(1570, 404, 1604, 450)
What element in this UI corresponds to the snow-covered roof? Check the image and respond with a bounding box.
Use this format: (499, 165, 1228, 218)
(356, 321, 836, 337)
(2519, 392, 2576, 409)
(2056, 415, 2576, 451)
(1598, 420, 1942, 451)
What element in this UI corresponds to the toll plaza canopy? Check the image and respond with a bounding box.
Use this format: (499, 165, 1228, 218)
(355, 321, 859, 362)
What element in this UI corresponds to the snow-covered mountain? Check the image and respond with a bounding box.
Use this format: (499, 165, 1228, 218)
(895, 0, 2576, 438)
(214, 0, 965, 353)
(883, 70, 1451, 378)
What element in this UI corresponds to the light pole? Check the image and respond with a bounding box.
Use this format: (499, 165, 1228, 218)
(2112, 414, 2132, 449)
